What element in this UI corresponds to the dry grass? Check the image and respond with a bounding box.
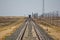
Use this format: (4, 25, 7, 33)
(0, 16, 25, 40)
(41, 18, 60, 27)
(34, 19, 60, 40)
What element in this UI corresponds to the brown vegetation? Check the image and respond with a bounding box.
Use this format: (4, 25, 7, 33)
(0, 16, 25, 40)
(34, 18, 60, 40)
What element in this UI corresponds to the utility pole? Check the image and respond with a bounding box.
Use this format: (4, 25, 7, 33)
(42, 0, 44, 17)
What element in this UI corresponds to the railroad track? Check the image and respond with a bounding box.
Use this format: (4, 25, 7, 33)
(5, 18, 54, 40)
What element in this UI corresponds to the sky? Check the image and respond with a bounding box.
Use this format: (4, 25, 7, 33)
(0, 0, 60, 16)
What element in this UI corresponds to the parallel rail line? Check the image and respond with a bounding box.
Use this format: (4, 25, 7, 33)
(5, 18, 54, 40)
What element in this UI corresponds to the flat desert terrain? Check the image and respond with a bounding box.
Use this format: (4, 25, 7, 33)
(34, 18, 60, 40)
(0, 16, 26, 40)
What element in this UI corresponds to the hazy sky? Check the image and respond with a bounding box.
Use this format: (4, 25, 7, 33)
(0, 0, 60, 16)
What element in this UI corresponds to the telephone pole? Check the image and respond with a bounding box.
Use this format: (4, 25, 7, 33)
(42, 0, 44, 17)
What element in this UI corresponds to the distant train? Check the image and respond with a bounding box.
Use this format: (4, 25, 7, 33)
(29, 15, 31, 18)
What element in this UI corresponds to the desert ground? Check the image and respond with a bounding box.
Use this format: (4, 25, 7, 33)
(34, 17, 60, 40)
(0, 16, 26, 40)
